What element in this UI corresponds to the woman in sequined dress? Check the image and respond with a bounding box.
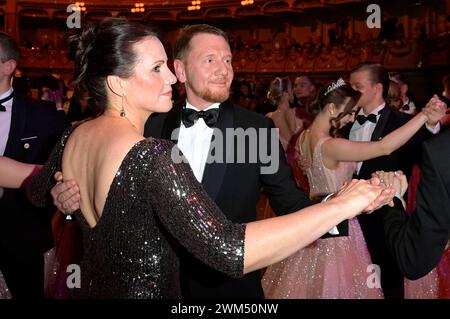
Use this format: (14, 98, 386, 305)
(262, 79, 442, 299)
(24, 19, 388, 299)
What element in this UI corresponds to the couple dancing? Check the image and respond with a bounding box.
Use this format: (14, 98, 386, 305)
(0, 19, 394, 298)
(262, 78, 446, 298)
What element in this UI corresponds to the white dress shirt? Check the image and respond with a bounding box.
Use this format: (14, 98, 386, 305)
(177, 101, 220, 182)
(349, 103, 385, 174)
(0, 87, 14, 156)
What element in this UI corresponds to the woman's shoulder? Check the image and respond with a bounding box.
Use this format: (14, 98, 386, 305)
(133, 137, 177, 161)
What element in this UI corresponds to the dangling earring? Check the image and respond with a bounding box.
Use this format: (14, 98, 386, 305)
(120, 95, 126, 117)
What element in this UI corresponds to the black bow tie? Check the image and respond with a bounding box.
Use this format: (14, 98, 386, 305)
(356, 113, 377, 125)
(402, 104, 410, 111)
(0, 91, 14, 112)
(182, 107, 219, 128)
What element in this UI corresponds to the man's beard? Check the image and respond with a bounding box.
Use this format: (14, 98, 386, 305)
(189, 82, 230, 103)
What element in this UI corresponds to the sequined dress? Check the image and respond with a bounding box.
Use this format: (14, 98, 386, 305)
(27, 128, 245, 299)
(262, 134, 383, 298)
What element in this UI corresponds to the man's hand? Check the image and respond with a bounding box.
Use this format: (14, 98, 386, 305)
(372, 170, 408, 208)
(51, 171, 81, 214)
(334, 179, 386, 216)
(362, 176, 395, 212)
(422, 95, 447, 127)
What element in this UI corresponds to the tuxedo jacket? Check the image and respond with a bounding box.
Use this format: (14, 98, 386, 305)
(382, 128, 450, 280)
(145, 100, 311, 298)
(0, 95, 69, 255)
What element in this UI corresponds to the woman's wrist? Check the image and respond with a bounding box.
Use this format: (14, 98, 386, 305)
(418, 111, 428, 123)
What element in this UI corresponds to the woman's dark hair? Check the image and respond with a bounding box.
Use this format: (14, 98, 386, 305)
(309, 79, 361, 137)
(71, 18, 158, 111)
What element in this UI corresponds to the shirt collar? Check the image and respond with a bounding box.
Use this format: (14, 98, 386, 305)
(359, 102, 385, 117)
(0, 87, 14, 112)
(185, 100, 220, 112)
(0, 87, 14, 100)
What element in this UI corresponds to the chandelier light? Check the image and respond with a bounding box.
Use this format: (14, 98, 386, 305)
(187, 0, 201, 11)
(241, 0, 254, 6)
(131, 2, 145, 13)
(74, 2, 86, 12)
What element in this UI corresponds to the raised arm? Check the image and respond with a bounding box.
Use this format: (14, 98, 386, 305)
(323, 97, 446, 164)
(147, 140, 384, 277)
(322, 112, 429, 163)
(0, 156, 41, 189)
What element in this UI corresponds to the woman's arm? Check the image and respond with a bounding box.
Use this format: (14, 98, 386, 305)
(148, 140, 384, 277)
(322, 112, 428, 163)
(0, 156, 42, 189)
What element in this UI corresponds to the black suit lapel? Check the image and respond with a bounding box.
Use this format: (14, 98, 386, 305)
(358, 105, 391, 177)
(3, 95, 26, 158)
(201, 100, 234, 200)
(162, 101, 184, 142)
(371, 106, 391, 142)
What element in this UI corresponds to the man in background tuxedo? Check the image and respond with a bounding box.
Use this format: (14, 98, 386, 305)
(347, 62, 445, 299)
(381, 129, 450, 280)
(0, 32, 68, 298)
(144, 24, 312, 299)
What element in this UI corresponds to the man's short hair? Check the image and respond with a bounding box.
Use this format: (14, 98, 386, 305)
(173, 24, 229, 61)
(0, 32, 19, 63)
(351, 62, 390, 99)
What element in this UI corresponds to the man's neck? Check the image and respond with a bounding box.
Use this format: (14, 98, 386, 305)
(186, 96, 216, 111)
(362, 99, 385, 115)
(0, 83, 12, 97)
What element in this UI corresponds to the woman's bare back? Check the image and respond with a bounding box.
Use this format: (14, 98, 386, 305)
(62, 117, 144, 228)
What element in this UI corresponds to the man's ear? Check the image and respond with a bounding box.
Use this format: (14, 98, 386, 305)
(3, 60, 17, 78)
(376, 83, 384, 96)
(173, 59, 186, 83)
(106, 75, 124, 97)
(327, 102, 336, 115)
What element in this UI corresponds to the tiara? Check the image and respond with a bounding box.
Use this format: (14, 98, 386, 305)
(324, 78, 346, 96)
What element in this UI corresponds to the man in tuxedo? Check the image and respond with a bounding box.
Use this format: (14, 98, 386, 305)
(381, 129, 450, 280)
(347, 62, 445, 299)
(144, 24, 312, 299)
(0, 32, 68, 298)
(50, 26, 391, 299)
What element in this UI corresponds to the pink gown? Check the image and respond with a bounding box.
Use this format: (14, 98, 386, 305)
(262, 135, 384, 299)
